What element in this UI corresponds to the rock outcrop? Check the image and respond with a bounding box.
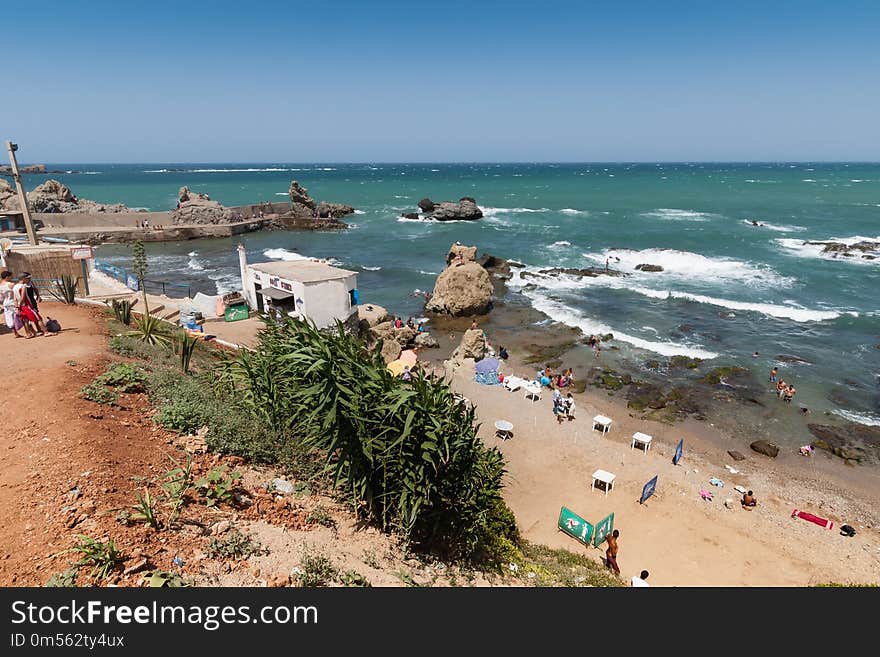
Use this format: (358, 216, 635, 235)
(1, 179, 130, 213)
(635, 264, 664, 272)
(288, 180, 317, 213)
(452, 328, 488, 361)
(414, 332, 439, 348)
(403, 197, 482, 221)
(750, 440, 779, 458)
(520, 267, 627, 280)
(357, 303, 391, 329)
(316, 202, 355, 219)
(426, 242, 493, 316)
(171, 187, 235, 225)
(804, 240, 880, 260)
(477, 253, 512, 279)
(808, 422, 880, 464)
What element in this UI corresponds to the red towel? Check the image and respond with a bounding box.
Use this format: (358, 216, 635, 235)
(791, 509, 833, 530)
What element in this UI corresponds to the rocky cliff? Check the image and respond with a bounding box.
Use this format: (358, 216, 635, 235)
(1, 179, 130, 213)
(170, 186, 235, 225)
(426, 242, 494, 316)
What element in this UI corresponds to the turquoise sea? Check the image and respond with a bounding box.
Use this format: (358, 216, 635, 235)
(20, 163, 880, 428)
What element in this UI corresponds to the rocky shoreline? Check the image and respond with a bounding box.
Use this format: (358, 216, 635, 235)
(0, 178, 356, 244)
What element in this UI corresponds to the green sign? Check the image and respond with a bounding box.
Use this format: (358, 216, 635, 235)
(558, 506, 594, 546)
(593, 512, 615, 547)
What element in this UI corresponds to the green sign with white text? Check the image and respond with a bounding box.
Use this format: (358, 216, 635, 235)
(558, 506, 594, 546)
(593, 512, 615, 548)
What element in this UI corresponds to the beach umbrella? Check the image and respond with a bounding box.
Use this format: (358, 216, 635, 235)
(475, 357, 500, 374)
(400, 349, 418, 366)
(387, 359, 407, 376)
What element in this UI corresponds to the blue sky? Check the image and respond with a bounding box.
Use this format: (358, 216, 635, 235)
(4, 0, 879, 162)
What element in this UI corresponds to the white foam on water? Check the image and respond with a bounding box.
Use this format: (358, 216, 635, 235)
(274, 192, 288, 196)
(481, 206, 550, 217)
(263, 248, 309, 261)
(802, 179, 816, 182)
(361, 265, 382, 271)
(776, 236, 880, 265)
(831, 409, 880, 427)
(641, 208, 717, 222)
(508, 266, 844, 322)
(397, 216, 433, 223)
(418, 270, 439, 276)
(584, 247, 792, 288)
(741, 220, 806, 233)
(521, 289, 718, 359)
(353, 210, 366, 215)
(187, 251, 198, 257)
(550, 241, 572, 248)
(213, 272, 242, 295)
(559, 208, 589, 216)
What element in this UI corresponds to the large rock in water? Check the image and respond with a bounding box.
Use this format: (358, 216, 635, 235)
(750, 440, 779, 458)
(808, 422, 880, 464)
(447, 243, 477, 264)
(171, 186, 235, 225)
(452, 328, 487, 360)
(427, 261, 493, 316)
(315, 201, 355, 219)
(288, 180, 317, 210)
(418, 198, 435, 213)
(430, 198, 483, 221)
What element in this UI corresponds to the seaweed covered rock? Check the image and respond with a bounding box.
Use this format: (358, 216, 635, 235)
(808, 423, 880, 464)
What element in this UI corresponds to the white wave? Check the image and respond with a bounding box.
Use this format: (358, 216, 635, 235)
(274, 192, 288, 196)
(263, 248, 309, 261)
(522, 290, 718, 359)
(397, 216, 431, 223)
(319, 168, 337, 171)
(361, 265, 382, 271)
(802, 179, 816, 182)
(744, 179, 779, 184)
(641, 208, 717, 222)
(831, 409, 880, 427)
(508, 266, 841, 322)
(776, 236, 880, 265)
(80, 171, 101, 175)
(584, 247, 791, 288)
(187, 251, 198, 257)
(481, 206, 549, 217)
(850, 179, 867, 183)
(550, 241, 571, 248)
(741, 220, 806, 233)
(418, 270, 439, 276)
(146, 167, 299, 173)
(430, 169, 440, 172)
(144, 169, 170, 173)
(559, 208, 589, 216)
(353, 209, 366, 215)
(213, 273, 241, 295)
(187, 255, 205, 272)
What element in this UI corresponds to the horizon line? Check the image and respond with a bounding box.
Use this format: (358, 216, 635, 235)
(11, 160, 880, 167)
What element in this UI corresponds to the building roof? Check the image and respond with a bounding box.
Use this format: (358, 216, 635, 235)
(258, 287, 294, 300)
(249, 259, 357, 283)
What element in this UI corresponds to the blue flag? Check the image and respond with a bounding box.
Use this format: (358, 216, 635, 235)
(673, 439, 684, 465)
(640, 475, 658, 505)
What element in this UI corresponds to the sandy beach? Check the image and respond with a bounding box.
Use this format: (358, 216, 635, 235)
(445, 344, 880, 586)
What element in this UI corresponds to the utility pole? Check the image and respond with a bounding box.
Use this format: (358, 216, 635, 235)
(5, 141, 38, 246)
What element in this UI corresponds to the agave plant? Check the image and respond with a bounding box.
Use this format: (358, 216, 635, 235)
(171, 329, 199, 373)
(110, 298, 133, 325)
(49, 274, 79, 304)
(127, 312, 169, 346)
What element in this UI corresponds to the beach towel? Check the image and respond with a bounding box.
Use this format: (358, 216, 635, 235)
(734, 485, 748, 495)
(709, 477, 724, 488)
(700, 488, 713, 501)
(791, 509, 833, 530)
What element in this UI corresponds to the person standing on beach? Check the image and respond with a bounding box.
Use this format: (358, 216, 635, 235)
(1, 271, 23, 337)
(22, 273, 41, 315)
(604, 529, 621, 574)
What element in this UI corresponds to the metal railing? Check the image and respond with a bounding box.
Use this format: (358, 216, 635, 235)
(94, 259, 191, 298)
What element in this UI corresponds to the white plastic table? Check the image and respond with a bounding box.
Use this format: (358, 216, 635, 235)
(593, 415, 613, 435)
(523, 383, 542, 402)
(494, 420, 513, 440)
(632, 432, 653, 452)
(591, 469, 616, 496)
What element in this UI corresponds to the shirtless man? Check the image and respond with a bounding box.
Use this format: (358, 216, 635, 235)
(784, 384, 796, 403)
(604, 529, 621, 574)
(741, 490, 757, 509)
(776, 379, 787, 399)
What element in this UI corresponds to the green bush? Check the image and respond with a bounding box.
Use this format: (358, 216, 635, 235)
(80, 381, 118, 406)
(215, 318, 511, 564)
(96, 363, 146, 393)
(205, 529, 264, 560)
(154, 400, 210, 435)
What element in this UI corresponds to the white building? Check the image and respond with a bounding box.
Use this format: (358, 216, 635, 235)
(240, 253, 359, 329)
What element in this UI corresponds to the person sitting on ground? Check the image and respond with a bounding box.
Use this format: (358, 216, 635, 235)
(741, 490, 757, 509)
(402, 366, 412, 382)
(406, 316, 415, 330)
(631, 570, 650, 587)
(498, 346, 509, 360)
(394, 317, 403, 329)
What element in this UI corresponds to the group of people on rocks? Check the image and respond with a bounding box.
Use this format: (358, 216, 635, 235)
(1, 270, 56, 338)
(393, 316, 426, 333)
(538, 364, 574, 390)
